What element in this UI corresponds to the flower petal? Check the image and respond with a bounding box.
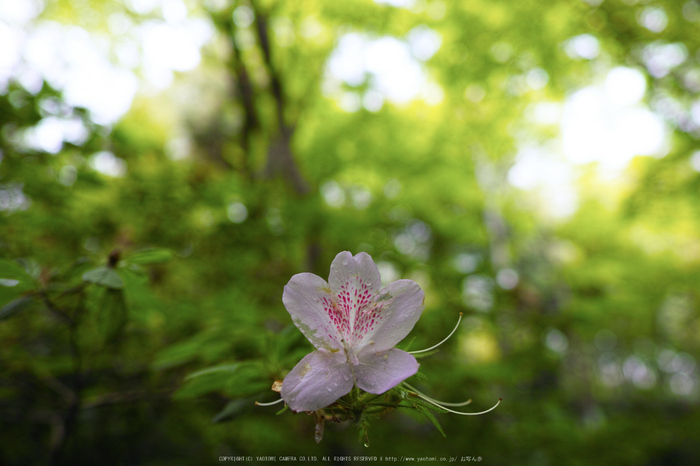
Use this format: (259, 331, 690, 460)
(283, 273, 343, 352)
(281, 350, 354, 412)
(355, 348, 419, 394)
(328, 252, 382, 345)
(356, 279, 424, 353)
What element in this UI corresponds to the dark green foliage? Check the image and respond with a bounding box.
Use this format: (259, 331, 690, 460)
(82, 267, 125, 289)
(416, 406, 446, 438)
(212, 398, 256, 423)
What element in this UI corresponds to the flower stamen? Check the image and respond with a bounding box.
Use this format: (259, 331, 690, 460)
(255, 397, 285, 406)
(405, 383, 501, 416)
(409, 312, 463, 355)
(403, 382, 472, 406)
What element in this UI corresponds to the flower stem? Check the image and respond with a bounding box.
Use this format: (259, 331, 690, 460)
(360, 391, 384, 405)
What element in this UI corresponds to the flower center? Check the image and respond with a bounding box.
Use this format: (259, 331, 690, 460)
(321, 276, 383, 346)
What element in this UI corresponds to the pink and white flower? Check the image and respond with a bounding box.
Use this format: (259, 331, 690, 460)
(280, 251, 425, 412)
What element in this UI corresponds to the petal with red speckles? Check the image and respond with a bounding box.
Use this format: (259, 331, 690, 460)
(355, 279, 424, 354)
(283, 273, 343, 352)
(327, 251, 382, 345)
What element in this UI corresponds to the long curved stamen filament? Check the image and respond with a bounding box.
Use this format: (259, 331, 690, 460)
(409, 312, 463, 355)
(255, 397, 285, 406)
(403, 382, 472, 406)
(412, 390, 501, 416)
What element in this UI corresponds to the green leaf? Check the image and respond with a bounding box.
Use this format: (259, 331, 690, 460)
(82, 266, 125, 289)
(0, 285, 25, 307)
(121, 266, 148, 284)
(212, 398, 253, 423)
(152, 333, 213, 370)
(414, 371, 428, 380)
(0, 295, 34, 321)
(174, 371, 234, 399)
(175, 363, 267, 399)
(185, 364, 240, 381)
(399, 336, 416, 352)
(223, 364, 269, 398)
(152, 348, 197, 371)
(129, 249, 173, 265)
(0, 260, 33, 283)
(276, 324, 305, 357)
(416, 405, 446, 438)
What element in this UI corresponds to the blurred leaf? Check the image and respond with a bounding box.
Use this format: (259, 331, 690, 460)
(222, 364, 269, 398)
(416, 405, 446, 438)
(152, 334, 214, 370)
(175, 363, 267, 399)
(185, 364, 240, 380)
(121, 266, 148, 284)
(0, 295, 34, 321)
(212, 398, 254, 423)
(55, 257, 93, 282)
(83, 266, 125, 289)
(412, 350, 439, 359)
(174, 370, 233, 399)
(0, 260, 33, 284)
(129, 249, 173, 265)
(276, 324, 305, 354)
(0, 285, 26, 307)
(399, 336, 416, 352)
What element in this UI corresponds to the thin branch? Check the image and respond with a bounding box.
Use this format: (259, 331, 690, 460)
(253, 10, 285, 132)
(41, 292, 74, 326)
(221, 16, 257, 175)
(36, 370, 77, 405)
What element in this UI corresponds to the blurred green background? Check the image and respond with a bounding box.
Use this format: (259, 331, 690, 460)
(2, 0, 700, 464)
